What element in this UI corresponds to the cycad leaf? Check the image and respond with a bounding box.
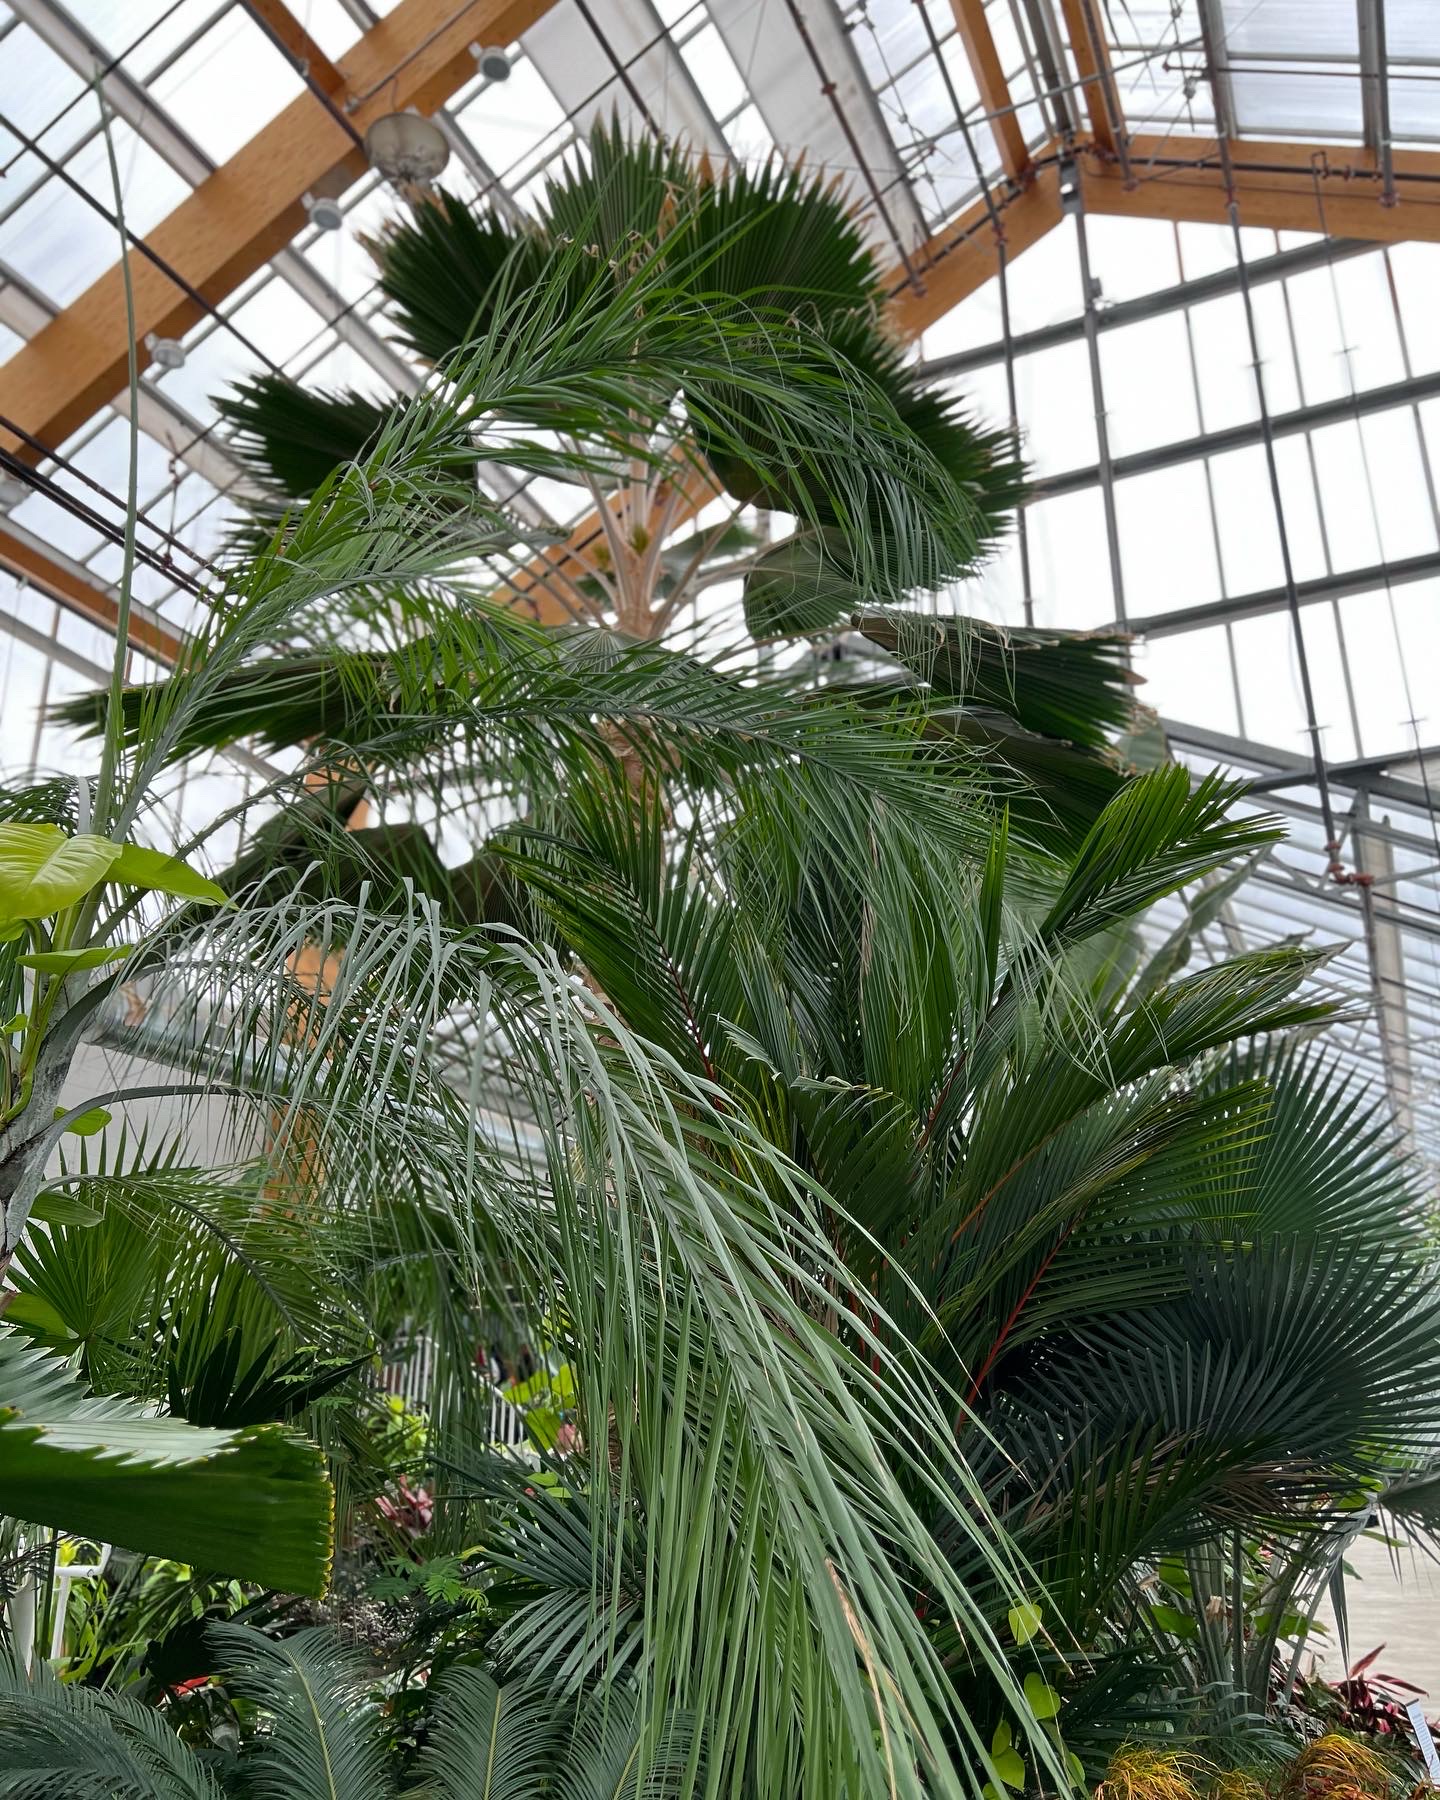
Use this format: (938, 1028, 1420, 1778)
(211, 1623, 388, 1800)
(417, 1665, 560, 1799)
(0, 1651, 220, 1799)
(559, 1687, 696, 1800)
(1043, 767, 1279, 945)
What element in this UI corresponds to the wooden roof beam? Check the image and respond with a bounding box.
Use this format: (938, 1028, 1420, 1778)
(1078, 135, 1440, 244)
(0, 0, 558, 461)
(889, 160, 1063, 336)
(1057, 0, 1124, 162)
(0, 522, 183, 664)
(946, 0, 1030, 183)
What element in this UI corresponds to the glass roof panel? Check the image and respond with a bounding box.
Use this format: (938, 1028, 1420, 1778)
(149, 10, 307, 162)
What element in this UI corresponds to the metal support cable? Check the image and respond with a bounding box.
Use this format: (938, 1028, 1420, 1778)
(781, 0, 925, 295)
(908, 0, 1033, 622)
(0, 113, 283, 378)
(568, 0, 663, 138)
(0, 444, 205, 601)
(1195, 12, 1340, 861)
(1064, 163, 1126, 623)
(0, 0, 191, 179)
(998, 238, 1035, 626)
(237, 2, 367, 151)
(0, 409, 216, 581)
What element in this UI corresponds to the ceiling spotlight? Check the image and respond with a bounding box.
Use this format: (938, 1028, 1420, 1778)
(0, 471, 30, 510)
(364, 111, 450, 186)
(145, 333, 186, 372)
(473, 44, 511, 81)
(304, 192, 345, 231)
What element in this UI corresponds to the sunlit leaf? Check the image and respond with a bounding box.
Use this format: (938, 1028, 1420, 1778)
(20, 945, 132, 974)
(111, 842, 227, 906)
(1023, 1674, 1061, 1721)
(0, 824, 121, 921)
(1008, 1601, 1042, 1646)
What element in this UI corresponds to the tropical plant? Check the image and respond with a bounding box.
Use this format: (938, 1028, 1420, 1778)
(0, 1620, 692, 1798)
(1, 191, 1126, 1793)
(213, 122, 1023, 645)
(333, 689, 1438, 1768)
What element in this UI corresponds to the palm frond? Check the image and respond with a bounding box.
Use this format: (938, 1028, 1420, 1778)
(0, 1325, 332, 1594)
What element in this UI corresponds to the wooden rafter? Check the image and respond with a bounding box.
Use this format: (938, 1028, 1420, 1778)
(0, 524, 183, 663)
(890, 166, 1062, 335)
(946, 0, 1030, 184)
(0, 0, 558, 461)
(1057, 0, 1121, 157)
(1078, 135, 1440, 244)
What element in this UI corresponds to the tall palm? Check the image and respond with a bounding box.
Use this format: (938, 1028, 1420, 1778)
(6, 245, 1099, 1795)
(217, 124, 1022, 645)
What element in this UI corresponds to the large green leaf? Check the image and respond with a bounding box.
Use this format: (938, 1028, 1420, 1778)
(0, 1327, 332, 1595)
(110, 843, 227, 905)
(0, 823, 120, 921)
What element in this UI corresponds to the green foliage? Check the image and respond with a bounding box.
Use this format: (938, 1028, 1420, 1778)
(212, 121, 1022, 642)
(0, 1327, 332, 1594)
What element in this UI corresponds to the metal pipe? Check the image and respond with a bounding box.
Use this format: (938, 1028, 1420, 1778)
(569, 0, 662, 137)
(1357, 0, 1398, 207)
(1064, 164, 1126, 621)
(910, 0, 1036, 622)
(1016, 0, 1076, 139)
(1076, 0, 1134, 185)
(1209, 145, 1341, 851)
(919, 237, 1374, 380)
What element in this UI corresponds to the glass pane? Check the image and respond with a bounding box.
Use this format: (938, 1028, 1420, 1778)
(150, 10, 305, 162)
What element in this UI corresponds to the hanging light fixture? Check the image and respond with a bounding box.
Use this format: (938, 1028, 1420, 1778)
(364, 111, 450, 186)
(0, 471, 30, 510)
(304, 192, 345, 232)
(473, 45, 511, 81)
(145, 333, 186, 372)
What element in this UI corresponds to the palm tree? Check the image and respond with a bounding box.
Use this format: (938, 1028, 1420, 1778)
(215, 123, 1023, 645)
(4, 224, 1096, 1796)
(452, 720, 1440, 1763)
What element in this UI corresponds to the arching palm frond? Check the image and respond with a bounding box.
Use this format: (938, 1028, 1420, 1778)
(208, 119, 1027, 655)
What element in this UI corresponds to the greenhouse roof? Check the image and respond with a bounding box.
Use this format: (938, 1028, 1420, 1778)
(0, 0, 1439, 1164)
